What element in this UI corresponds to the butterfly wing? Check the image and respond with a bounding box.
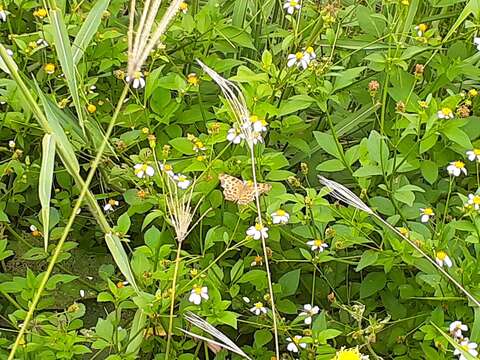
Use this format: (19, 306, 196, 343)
(237, 181, 272, 205)
(219, 174, 244, 203)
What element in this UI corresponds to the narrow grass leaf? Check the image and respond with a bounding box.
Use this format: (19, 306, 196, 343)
(49, 8, 85, 135)
(35, 81, 80, 174)
(105, 232, 139, 293)
(72, 0, 111, 65)
(444, 0, 478, 42)
(39, 134, 56, 251)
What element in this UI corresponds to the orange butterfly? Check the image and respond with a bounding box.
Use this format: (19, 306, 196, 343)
(219, 174, 271, 205)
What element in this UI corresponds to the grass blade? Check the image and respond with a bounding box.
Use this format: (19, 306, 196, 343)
(39, 134, 56, 251)
(105, 232, 139, 292)
(72, 0, 111, 65)
(49, 8, 85, 135)
(444, 0, 479, 42)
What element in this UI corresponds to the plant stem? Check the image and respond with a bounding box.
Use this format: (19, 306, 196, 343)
(7, 84, 130, 360)
(249, 146, 280, 359)
(165, 241, 183, 359)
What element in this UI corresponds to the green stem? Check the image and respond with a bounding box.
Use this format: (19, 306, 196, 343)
(165, 241, 183, 359)
(7, 84, 130, 360)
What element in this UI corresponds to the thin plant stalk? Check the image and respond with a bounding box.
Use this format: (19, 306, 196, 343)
(249, 146, 280, 358)
(7, 84, 130, 360)
(165, 240, 182, 358)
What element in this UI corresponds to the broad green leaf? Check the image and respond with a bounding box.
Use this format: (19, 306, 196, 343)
(356, 250, 379, 271)
(49, 8, 85, 134)
(72, 0, 111, 64)
(359, 272, 386, 298)
(278, 269, 301, 297)
(105, 233, 139, 293)
(126, 309, 146, 356)
(39, 134, 56, 251)
(313, 131, 341, 159)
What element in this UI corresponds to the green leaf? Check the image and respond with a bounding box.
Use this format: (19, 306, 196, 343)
(278, 95, 315, 116)
(313, 131, 341, 159)
(104, 233, 139, 293)
(278, 269, 301, 297)
(39, 134, 56, 251)
(359, 272, 386, 298)
(316, 159, 346, 172)
(126, 309, 146, 356)
(72, 0, 111, 64)
(49, 8, 85, 134)
(421, 160, 438, 184)
(355, 250, 379, 271)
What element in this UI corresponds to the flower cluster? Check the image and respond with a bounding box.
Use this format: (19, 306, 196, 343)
(449, 321, 477, 360)
(227, 115, 267, 146)
(287, 46, 316, 70)
(435, 250, 452, 268)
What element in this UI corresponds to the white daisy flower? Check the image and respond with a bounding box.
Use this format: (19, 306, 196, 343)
(80, 289, 85, 298)
(126, 71, 146, 89)
(466, 149, 480, 162)
(103, 199, 119, 212)
(299, 304, 319, 325)
(437, 107, 454, 119)
(193, 140, 206, 152)
(286, 335, 306, 353)
(271, 209, 290, 224)
(246, 224, 269, 240)
(227, 127, 244, 144)
(454, 338, 478, 360)
(160, 163, 174, 177)
(250, 302, 267, 315)
(36, 38, 48, 47)
(173, 173, 191, 189)
(252, 119, 267, 133)
(242, 296, 251, 303)
(250, 131, 264, 145)
(435, 251, 452, 268)
(179, 1, 188, 14)
(134, 163, 155, 178)
(189, 284, 209, 305)
(306, 239, 328, 252)
(419, 207, 434, 223)
(304, 46, 316, 60)
(449, 321, 468, 339)
(8, 140, 15, 149)
(415, 23, 427, 37)
(474, 37, 480, 51)
(287, 51, 310, 70)
(0, 6, 7, 22)
(468, 194, 480, 210)
(283, 0, 301, 14)
(447, 160, 467, 177)
(250, 255, 263, 267)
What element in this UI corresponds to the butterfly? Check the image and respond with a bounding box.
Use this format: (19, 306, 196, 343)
(219, 174, 271, 205)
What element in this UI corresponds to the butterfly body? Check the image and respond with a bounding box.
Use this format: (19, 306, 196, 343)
(219, 174, 271, 205)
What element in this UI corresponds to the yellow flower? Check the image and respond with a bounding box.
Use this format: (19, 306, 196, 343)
(469, 89, 478, 97)
(44, 63, 55, 74)
(187, 73, 199, 86)
(87, 104, 97, 113)
(179, 2, 188, 13)
(141, 127, 150, 134)
(33, 8, 48, 18)
(332, 347, 367, 360)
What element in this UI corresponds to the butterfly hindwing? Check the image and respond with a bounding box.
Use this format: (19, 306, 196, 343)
(219, 174, 271, 205)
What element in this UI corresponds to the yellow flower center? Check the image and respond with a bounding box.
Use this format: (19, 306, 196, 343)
(469, 89, 478, 97)
(254, 255, 262, 263)
(44, 63, 55, 74)
(295, 52, 304, 60)
(108, 199, 117, 206)
(441, 107, 452, 116)
(473, 196, 480, 205)
(0, 6, 4, 11)
(417, 23, 427, 32)
(454, 161, 465, 169)
(334, 349, 362, 360)
(436, 251, 447, 261)
(254, 302, 264, 309)
(194, 141, 204, 148)
(306, 46, 314, 54)
(178, 175, 187, 182)
(423, 208, 433, 215)
(87, 104, 96, 113)
(275, 209, 286, 216)
(290, 0, 298, 6)
(399, 227, 409, 236)
(255, 224, 263, 231)
(196, 155, 205, 161)
(180, 2, 188, 10)
(34, 8, 48, 17)
(474, 149, 480, 155)
(135, 164, 148, 174)
(250, 115, 259, 122)
(314, 239, 324, 247)
(193, 285, 203, 294)
(134, 71, 142, 80)
(164, 164, 172, 171)
(190, 268, 198, 276)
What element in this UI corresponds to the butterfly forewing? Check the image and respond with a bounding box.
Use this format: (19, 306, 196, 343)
(219, 174, 271, 205)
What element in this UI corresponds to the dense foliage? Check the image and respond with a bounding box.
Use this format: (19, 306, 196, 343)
(2, 0, 480, 359)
